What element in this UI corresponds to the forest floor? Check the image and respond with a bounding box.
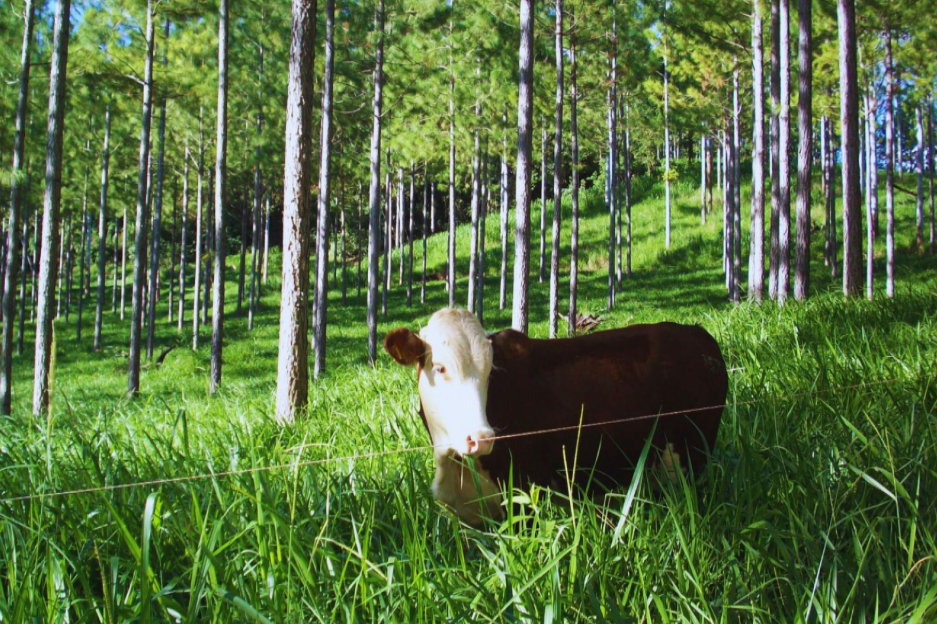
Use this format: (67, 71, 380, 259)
(1, 170, 936, 622)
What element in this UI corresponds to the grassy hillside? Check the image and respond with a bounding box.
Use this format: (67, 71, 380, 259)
(1, 171, 936, 622)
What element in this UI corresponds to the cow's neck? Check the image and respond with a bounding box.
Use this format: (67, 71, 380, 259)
(431, 452, 501, 526)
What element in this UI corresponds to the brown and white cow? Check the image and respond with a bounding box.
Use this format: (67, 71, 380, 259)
(384, 308, 728, 525)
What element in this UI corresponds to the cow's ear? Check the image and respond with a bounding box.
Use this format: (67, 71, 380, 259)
(490, 329, 528, 361)
(384, 328, 426, 366)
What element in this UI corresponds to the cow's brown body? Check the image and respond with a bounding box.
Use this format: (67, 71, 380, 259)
(468, 322, 728, 491)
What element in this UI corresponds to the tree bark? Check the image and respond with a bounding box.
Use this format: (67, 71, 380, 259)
(94, 105, 111, 349)
(313, 0, 334, 379)
(663, 34, 671, 250)
(777, 0, 791, 304)
(177, 141, 189, 331)
(732, 64, 742, 303)
(468, 108, 481, 312)
(512, 0, 534, 333)
(76, 157, 89, 340)
(210, 0, 229, 393)
(540, 123, 547, 285)
(568, 29, 579, 335)
(365, 0, 384, 365)
(768, 0, 780, 299)
(838, 0, 861, 297)
(17, 169, 32, 355)
(883, 28, 895, 298)
(1, 0, 35, 414)
(929, 101, 935, 255)
(407, 163, 414, 307)
(447, 23, 456, 308)
(500, 107, 509, 310)
(276, 0, 317, 421)
(549, 0, 563, 338)
(146, 17, 170, 360)
(128, 0, 154, 397)
(421, 171, 428, 304)
(192, 110, 204, 349)
(915, 105, 924, 249)
(383, 154, 391, 314)
(477, 150, 487, 324)
(33, 0, 71, 415)
(794, 0, 812, 301)
(749, 0, 765, 302)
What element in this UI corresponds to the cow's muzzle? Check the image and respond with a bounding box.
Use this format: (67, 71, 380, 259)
(465, 429, 496, 456)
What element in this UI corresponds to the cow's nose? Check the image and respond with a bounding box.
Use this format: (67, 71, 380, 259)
(466, 429, 495, 456)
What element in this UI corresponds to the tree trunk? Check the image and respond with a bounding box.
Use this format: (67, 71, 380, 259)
(211, 0, 229, 393)
(94, 105, 111, 349)
(866, 95, 875, 299)
(275, 0, 317, 421)
(540, 122, 547, 286)
(202, 169, 212, 324)
(63, 215, 71, 321)
(929, 101, 935, 255)
(313, 0, 334, 379)
(17, 169, 32, 355)
(447, 27, 456, 308)
(768, 0, 780, 299)
(883, 28, 895, 298)
(732, 64, 742, 304)
(568, 30, 579, 335)
(192, 110, 204, 349)
(1, 0, 35, 414)
(340, 165, 347, 305)
(477, 150, 487, 324)
(838, 0, 861, 297)
(421, 171, 428, 304)
(177, 142, 189, 331)
(606, 92, 616, 309)
(915, 105, 924, 249)
(168, 180, 175, 322)
(128, 0, 154, 397)
(512, 0, 534, 333)
(33, 0, 71, 416)
(663, 36, 671, 250)
(468, 109, 481, 313)
(365, 0, 384, 365)
(407, 163, 414, 307)
(146, 17, 170, 360)
(383, 154, 391, 314)
(500, 107, 509, 311)
(263, 191, 271, 282)
(827, 117, 838, 277)
(549, 0, 563, 338)
(749, 0, 765, 302)
(777, 0, 791, 304)
(794, 0, 812, 301)
(76, 161, 88, 340)
(625, 103, 632, 278)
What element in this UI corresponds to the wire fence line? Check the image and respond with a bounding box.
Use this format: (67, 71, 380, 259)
(0, 374, 929, 506)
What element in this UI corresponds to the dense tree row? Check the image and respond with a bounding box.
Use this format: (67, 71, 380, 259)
(0, 0, 934, 418)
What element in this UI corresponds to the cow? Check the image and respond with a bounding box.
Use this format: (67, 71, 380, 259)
(384, 308, 728, 525)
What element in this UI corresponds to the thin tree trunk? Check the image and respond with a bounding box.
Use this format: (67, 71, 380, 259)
(192, 110, 204, 349)
(276, 0, 318, 421)
(178, 141, 189, 331)
(749, 0, 765, 302)
(866, 99, 875, 299)
(540, 122, 547, 285)
(477, 149, 487, 324)
(794, 0, 812, 301)
(663, 35, 671, 249)
(732, 64, 742, 303)
(202, 169, 212, 324)
(468, 93, 481, 313)
(421, 171, 427, 304)
(883, 27, 895, 298)
(777, 0, 791, 303)
(1, 0, 35, 414)
(128, 0, 154, 397)
(211, 0, 229, 393)
(407, 163, 414, 307)
(838, 0, 861, 296)
(340, 165, 347, 305)
(549, 0, 563, 338)
(383, 153, 391, 314)
(500, 107, 509, 310)
(568, 30, 579, 335)
(168, 178, 175, 322)
(929, 101, 935, 255)
(822, 116, 830, 267)
(263, 191, 271, 282)
(313, 0, 334, 379)
(77, 159, 89, 340)
(94, 105, 111, 349)
(625, 103, 632, 278)
(828, 117, 838, 277)
(512, 0, 534, 333)
(915, 105, 924, 249)
(447, 24, 456, 308)
(146, 17, 170, 360)
(768, 0, 780, 299)
(63, 215, 71, 320)
(365, 0, 384, 365)
(18, 169, 32, 355)
(606, 92, 615, 309)
(33, 0, 71, 416)
(397, 169, 404, 286)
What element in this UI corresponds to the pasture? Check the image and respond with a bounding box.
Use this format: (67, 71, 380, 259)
(1, 172, 936, 622)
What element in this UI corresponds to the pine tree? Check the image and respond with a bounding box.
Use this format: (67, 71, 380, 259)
(794, 0, 812, 302)
(749, 0, 765, 302)
(94, 104, 111, 349)
(210, 0, 229, 393)
(512, 0, 534, 333)
(548, 0, 563, 338)
(366, 0, 385, 365)
(838, 0, 862, 297)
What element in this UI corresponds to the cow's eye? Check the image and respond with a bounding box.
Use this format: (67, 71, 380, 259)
(432, 363, 446, 376)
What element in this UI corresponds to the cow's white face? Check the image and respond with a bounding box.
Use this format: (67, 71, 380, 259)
(385, 309, 496, 460)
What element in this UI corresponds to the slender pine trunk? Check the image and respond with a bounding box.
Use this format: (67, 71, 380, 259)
(77, 159, 89, 340)
(749, 0, 765, 301)
(568, 30, 579, 335)
(447, 24, 456, 308)
(549, 0, 563, 338)
(365, 0, 384, 364)
(915, 105, 924, 249)
(383, 154, 391, 314)
(192, 111, 204, 349)
(275, 0, 318, 421)
(210, 0, 229, 393)
(777, 0, 791, 303)
(128, 0, 154, 397)
(17, 169, 32, 355)
(884, 28, 895, 298)
(421, 171, 427, 304)
(512, 0, 534, 333)
(768, 0, 780, 299)
(407, 163, 414, 307)
(94, 105, 111, 349)
(540, 122, 547, 285)
(468, 100, 481, 313)
(838, 0, 861, 296)
(177, 143, 189, 331)
(313, 0, 334, 379)
(1, 0, 35, 414)
(928, 101, 935, 255)
(500, 107, 509, 311)
(794, 0, 812, 301)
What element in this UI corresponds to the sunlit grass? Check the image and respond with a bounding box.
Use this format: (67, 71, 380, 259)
(1, 169, 935, 621)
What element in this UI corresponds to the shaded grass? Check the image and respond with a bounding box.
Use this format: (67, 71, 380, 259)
(0, 170, 936, 621)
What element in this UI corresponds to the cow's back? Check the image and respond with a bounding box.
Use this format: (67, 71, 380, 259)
(480, 323, 728, 490)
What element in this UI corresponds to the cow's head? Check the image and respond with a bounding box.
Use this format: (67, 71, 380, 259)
(384, 308, 496, 459)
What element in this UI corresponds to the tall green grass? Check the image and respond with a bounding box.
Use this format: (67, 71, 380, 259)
(1, 171, 935, 622)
